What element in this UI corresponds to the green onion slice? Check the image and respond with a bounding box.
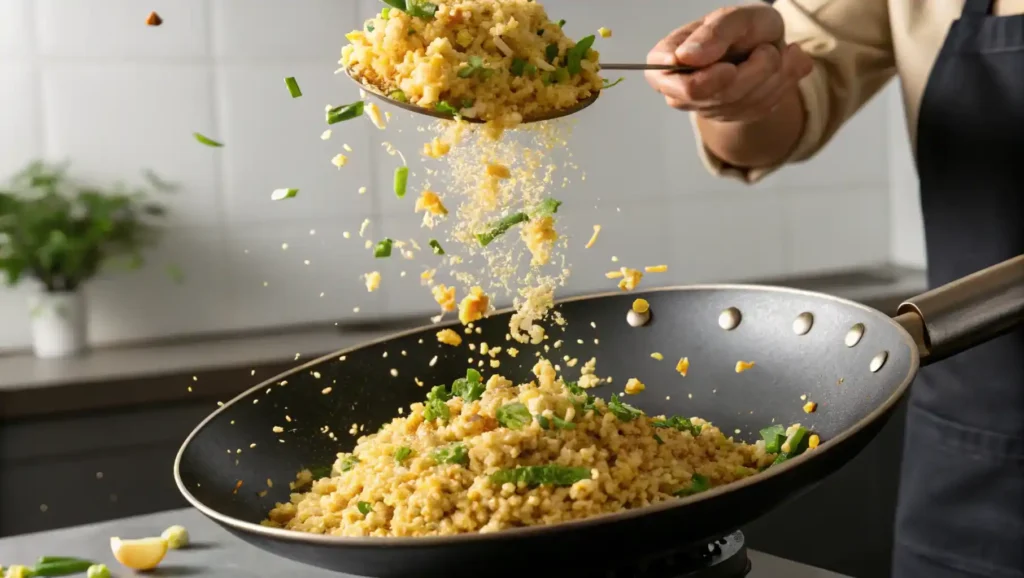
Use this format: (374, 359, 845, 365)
(374, 238, 394, 258)
(476, 212, 529, 246)
(193, 132, 223, 147)
(271, 188, 298, 201)
(394, 166, 409, 198)
(284, 76, 302, 98)
(429, 239, 445, 255)
(327, 101, 365, 125)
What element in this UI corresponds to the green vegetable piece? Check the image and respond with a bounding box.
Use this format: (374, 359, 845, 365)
(510, 57, 528, 76)
(374, 238, 394, 258)
(653, 433, 665, 445)
(536, 414, 551, 429)
(271, 188, 298, 201)
(558, 19, 566, 28)
(496, 402, 531, 430)
(87, 564, 111, 578)
(435, 101, 460, 115)
(490, 465, 590, 487)
(405, 0, 438, 19)
(541, 71, 554, 86)
(525, 63, 538, 75)
(394, 446, 413, 464)
(567, 34, 596, 75)
(193, 132, 223, 147)
(451, 377, 485, 402)
(466, 368, 482, 382)
(284, 76, 302, 98)
(338, 455, 359, 472)
(674, 473, 711, 497)
(552, 415, 576, 430)
(382, 7, 392, 18)
(553, 67, 570, 84)
(532, 198, 562, 218)
(394, 166, 409, 198)
(773, 426, 811, 465)
(431, 443, 469, 465)
(759, 425, 787, 454)
(366, 22, 375, 32)
(357, 501, 373, 515)
(32, 559, 93, 576)
(429, 239, 445, 255)
(381, 0, 406, 10)
(608, 394, 644, 421)
(37, 558, 83, 565)
(565, 381, 600, 415)
(458, 55, 486, 78)
(602, 77, 625, 89)
(476, 212, 529, 246)
(326, 101, 365, 125)
(545, 43, 559, 64)
(389, 89, 408, 102)
(423, 385, 452, 422)
(652, 416, 701, 437)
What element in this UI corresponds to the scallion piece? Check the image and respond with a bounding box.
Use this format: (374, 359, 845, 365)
(284, 76, 302, 98)
(193, 132, 223, 147)
(394, 446, 413, 464)
(326, 101, 365, 125)
(558, 19, 566, 28)
(405, 0, 438, 19)
(525, 62, 538, 75)
(458, 55, 487, 79)
(271, 188, 299, 201)
(545, 43, 559, 64)
(553, 67, 570, 84)
(381, 0, 406, 10)
(490, 465, 590, 487)
(374, 238, 394, 258)
(435, 101, 460, 116)
(429, 239, 445, 255)
(673, 473, 711, 497)
(476, 212, 529, 246)
(357, 501, 373, 515)
(532, 198, 562, 218)
(389, 89, 408, 102)
(394, 166, 409, 198)
(602, 76, 625, 89)
(381, 7, 392, 18)
(567, 34, 596, 75)
(510, 57, 528, 77)
(759, 425, 786, 454)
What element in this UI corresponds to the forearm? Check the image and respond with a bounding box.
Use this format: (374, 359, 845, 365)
(694, 84, 806, 170)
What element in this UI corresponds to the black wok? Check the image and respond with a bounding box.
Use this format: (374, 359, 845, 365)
(175, 255, 1024, 578)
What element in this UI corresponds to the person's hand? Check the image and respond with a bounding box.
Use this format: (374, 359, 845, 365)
(646, 5, 813, 123)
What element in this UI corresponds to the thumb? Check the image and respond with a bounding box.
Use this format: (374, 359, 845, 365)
(676, 6, 783, 66)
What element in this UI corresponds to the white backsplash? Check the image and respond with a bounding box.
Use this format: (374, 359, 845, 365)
(0, 0, 913, 351)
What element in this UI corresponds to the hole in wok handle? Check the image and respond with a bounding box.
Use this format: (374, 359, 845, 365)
(896, 255, 1024, 365)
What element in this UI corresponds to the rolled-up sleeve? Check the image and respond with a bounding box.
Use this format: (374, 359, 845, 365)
(694, 0, 897, 183)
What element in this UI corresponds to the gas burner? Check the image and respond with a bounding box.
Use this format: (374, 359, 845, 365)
(591, 531, 750, 578)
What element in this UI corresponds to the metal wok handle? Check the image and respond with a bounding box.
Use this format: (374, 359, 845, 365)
(895, 255, 1024, 365)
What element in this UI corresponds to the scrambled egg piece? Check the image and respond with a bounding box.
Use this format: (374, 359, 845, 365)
(420, 269, 437, 285)
(432, 284, 456, 312)
(578, 357, 609, 389)
(423, 137, 451, 159)
(331, 154, 348, 168)
(521, 216, 557, 267)
(616, 268, 643, 291)
(436, 329, 463, 347)
(676, 357, 690, 377)
(803, 401, 818, 414)
(415, 191, 448, 216)
(458, 286, 490, 325)
(735, 361, 756, 373)
(364, 271, 381, 292)
(624, 378, 645, 395)
(645, 265, 668, 273)
(809, 434, 821, 449)
(486, 163, 511, 179)
(650, 352, 664, 361)
(367, 102, 387, 129)
(598, 27, 613, 38)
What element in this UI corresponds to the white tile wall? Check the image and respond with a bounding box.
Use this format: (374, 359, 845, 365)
(0, 0, 903, 352)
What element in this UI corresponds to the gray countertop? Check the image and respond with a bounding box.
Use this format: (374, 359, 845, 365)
(0, 508, 849, 577)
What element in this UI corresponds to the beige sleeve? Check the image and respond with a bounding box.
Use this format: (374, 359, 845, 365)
(694, 0, 898, 183)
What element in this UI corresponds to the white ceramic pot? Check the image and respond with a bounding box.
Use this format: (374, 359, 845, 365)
(28, 290, 88, 358)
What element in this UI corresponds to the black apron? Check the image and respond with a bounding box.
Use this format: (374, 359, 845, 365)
(893, 0, 1024, 576)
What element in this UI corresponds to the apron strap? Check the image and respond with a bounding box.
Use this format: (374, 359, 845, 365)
(962, 0, 994, 15)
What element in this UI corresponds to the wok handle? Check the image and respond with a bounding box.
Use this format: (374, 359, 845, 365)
(896, 255, 1024, 365)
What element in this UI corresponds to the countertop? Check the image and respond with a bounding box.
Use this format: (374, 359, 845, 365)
(0, 508, 850, 577)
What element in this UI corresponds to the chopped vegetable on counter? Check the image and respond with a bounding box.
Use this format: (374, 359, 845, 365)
(86, 565, 111, 578)
(161, 525, 190, 549)
(271, 188, 299, 201)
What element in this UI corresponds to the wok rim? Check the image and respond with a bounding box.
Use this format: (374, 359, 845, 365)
(174, 283, 919, 549)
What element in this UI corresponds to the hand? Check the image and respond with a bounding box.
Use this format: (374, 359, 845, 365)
(646, 5, 813, 123)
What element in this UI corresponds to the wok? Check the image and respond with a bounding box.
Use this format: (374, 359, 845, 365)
(175, 255, 1024, 578)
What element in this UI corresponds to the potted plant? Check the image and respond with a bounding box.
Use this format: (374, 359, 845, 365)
(0, 161, 167, 358)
